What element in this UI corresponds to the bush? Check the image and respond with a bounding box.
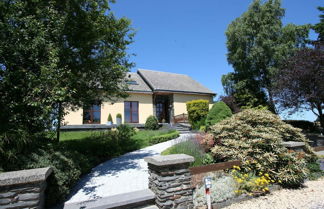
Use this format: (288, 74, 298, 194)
(149, 131, 179, 145)
(206, 101, 232, 128)
(231, 165, 273, 196)
(2, 125, 138, 207)
(192, 118, 206, 130)
(210, 109, 315, 187)
(116, 113, 122, 118)
(161, 136, 213, 167)
(19, 146, 82, 206)
(145, 115, 159, 130)
(306, 160, 324, 180)
(283, 120, 319, 133)
(193, 172, 237, 207)
(186, 100, 209, 129)
(116, 124, 136, 151)
(108, 114, 113, 123)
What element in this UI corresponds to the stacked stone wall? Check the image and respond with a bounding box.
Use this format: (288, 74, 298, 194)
(145, 154, 194, 209)
(0, 167, 52, 209)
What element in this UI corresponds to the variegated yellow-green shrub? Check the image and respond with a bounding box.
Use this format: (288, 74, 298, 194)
(210, 109, 315, 187)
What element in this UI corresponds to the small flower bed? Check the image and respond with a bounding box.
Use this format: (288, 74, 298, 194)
(231, 164, 276, 196)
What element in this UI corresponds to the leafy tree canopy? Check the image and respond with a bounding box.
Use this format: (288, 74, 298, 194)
(225, 0, 310, 112)
(274, 41, 324, 130)
(313, 6, 324, 41)
(0, 0, 134, 145)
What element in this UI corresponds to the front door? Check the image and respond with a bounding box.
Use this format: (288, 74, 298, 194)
(155, 95, 171, 123)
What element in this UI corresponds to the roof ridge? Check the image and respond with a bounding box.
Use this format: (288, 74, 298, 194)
(137, 68, 189, 76)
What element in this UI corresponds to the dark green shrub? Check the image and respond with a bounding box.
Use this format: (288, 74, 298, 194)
(206, 101, 232, 128)
(210, 109, 315, 187)
(116, 113, 122, 119)
(283, 120, 319, 133)
(116, 124, 136, 151)
(186, 100, 209, 129)
(192, 118, 206, 130)
(18, 145, 82, 207)
(307, 160, 324, 180)
(145, 115, 159, 130)
(149, 131, 179, 145)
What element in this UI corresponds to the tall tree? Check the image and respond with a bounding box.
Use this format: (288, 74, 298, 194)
(225, 0, 309, 112)
(313, 6, 324, 41)
(274, 42, 324, 130)
(0, 0, 133, 148)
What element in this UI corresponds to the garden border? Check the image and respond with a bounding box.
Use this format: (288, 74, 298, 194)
(189, 160, 241, 175)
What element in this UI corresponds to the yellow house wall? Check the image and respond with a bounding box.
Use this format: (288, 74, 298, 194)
(63, 93, 153, 125)
(102, 93, 153, 124)
(63, 107, 83, 125)
(173, 93, 214, 116)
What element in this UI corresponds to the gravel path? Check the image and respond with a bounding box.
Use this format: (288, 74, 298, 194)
(224, 178, 324, 209)
(64, 133, 194, 204)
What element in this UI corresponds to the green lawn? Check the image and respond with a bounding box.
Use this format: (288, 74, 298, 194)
(60, 130, 107, 141)
(59, 129, 177, 146)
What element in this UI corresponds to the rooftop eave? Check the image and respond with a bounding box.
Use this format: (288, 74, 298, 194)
(153, 89, 216, 96)
(126, 90, 153, 94)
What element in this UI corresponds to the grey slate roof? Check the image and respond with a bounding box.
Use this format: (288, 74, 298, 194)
(137, 69, 215, 95)
(126, 72, 152, 93)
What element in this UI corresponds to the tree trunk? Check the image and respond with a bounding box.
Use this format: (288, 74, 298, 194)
(317, 104, 324, 134)
(267, 89, 277, 114)
(56, 102, 62, 142)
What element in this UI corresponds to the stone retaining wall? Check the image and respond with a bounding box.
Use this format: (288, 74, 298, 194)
(0, 167, 52, 209)
(145, 154, 194, 209)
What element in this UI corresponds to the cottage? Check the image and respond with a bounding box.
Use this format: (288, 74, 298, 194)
(63, 69, 215, 126)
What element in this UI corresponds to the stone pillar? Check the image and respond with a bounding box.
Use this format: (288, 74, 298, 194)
(0, 167, 52, 209)
(144, 154, 194, 209)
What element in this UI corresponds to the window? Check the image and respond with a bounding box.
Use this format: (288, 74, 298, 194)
(83, 103, 101, 124)
(124, 101, 139, 123)
(126, 80, 138, 85)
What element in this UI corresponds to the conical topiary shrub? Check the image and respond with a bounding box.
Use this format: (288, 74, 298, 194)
(205, 101, 232, 128)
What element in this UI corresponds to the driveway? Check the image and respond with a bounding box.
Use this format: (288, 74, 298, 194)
(64, 133, 194, 205)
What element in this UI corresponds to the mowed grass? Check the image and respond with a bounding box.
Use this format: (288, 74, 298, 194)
(59, 129, 178, 147)
(131, 129, 178, 148)
(60, 130, 105, 141)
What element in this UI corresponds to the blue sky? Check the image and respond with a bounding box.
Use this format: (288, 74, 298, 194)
(110, 0, 322, 121)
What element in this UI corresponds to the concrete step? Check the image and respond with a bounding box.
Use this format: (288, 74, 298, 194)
(63, 189, 155, 209)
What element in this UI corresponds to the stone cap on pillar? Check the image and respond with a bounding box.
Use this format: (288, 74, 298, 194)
(282, 141, 306, 148)
(0, 167, 53, 187)
(144, 154, 194, 166)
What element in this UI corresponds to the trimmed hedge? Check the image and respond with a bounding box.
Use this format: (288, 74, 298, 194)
(206, 101, 232, 128)
(149, 131, 180, 145)
(186, 100, 209, 130)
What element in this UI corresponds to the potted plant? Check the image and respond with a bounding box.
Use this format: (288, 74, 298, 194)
(116, 113, 122, 125)
(107, 114, 113, 125)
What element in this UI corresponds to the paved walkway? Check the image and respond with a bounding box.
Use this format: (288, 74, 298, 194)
(64, 133, 194, 205)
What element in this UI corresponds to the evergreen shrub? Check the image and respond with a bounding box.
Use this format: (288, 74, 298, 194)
(206, 101, 232, 128)
(210, 109, 315, 187)
(145, 115, 159, 130)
